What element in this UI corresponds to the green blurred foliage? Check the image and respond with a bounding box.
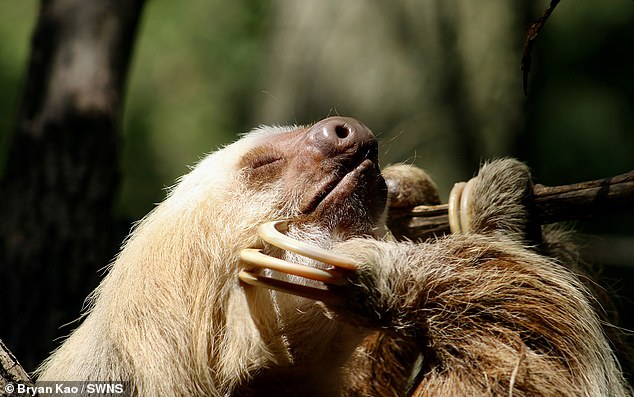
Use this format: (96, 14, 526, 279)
(0, 0, 632, 227)
(120, 0, 271, 217)
(527, 1, 634, 184)
(0, 2, 37, 174)
(525, 0, 634, 239)
(0, 0, 632, 351)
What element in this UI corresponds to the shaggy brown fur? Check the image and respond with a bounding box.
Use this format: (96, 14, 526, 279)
(340, 163, 442, 397)
(382, 164, 441, 209)
(335, 234, 629, 396)
(36, 117, 630, 396)
(340, 160, 631, 396)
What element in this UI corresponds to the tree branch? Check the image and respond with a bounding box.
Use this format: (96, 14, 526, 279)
(0, 339, 34, 393)
(521, 0, 561, 95)
(387, 169, 634, 240)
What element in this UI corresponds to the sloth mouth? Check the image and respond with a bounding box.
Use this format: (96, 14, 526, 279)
(300, 158, 378, 214)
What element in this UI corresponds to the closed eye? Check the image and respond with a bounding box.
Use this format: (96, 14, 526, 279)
(251, 155, 284, 170)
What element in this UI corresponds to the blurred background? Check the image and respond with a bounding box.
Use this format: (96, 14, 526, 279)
(1, 0, 632, 372)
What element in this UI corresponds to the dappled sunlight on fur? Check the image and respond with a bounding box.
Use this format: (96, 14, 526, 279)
(36, 120, 630, 396)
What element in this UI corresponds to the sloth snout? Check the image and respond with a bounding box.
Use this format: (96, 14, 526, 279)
(306, 116, 377, 160)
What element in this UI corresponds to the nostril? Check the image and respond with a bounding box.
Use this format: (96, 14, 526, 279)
(307, 117, 373, 151)
(335, 124, 351, 139)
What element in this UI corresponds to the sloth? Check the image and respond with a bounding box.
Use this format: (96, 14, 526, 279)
(36, 117, 631, 396)
(240, 161, 631, 397)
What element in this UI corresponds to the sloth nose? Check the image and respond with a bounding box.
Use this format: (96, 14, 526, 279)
(306, 116, 376, 156)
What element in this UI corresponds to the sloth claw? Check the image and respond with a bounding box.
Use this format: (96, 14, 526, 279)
(448, 182, 466, 234)
(238, 220, 358, 300)
(238, 270, 343, 305)
(448, 177, 479, 234)
(257, 220, 359, 270)
(240, 247, 347, 285)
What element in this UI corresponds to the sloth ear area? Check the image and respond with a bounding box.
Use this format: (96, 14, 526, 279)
(238, 220, 359, 305)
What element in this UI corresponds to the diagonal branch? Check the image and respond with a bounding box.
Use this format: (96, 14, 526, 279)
(521, 0, 561, 95)
(0, 339, 33, 391)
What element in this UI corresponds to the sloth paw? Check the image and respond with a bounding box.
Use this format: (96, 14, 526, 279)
(448, 159, 534, 241)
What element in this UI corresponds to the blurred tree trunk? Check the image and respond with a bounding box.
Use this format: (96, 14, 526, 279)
(0, 0, 145, 372)
(256, 0, 529, 194)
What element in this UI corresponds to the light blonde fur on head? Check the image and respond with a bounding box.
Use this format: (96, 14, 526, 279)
(36, 126, 366, 396)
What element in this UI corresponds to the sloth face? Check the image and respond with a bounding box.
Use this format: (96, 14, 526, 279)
(238, 117, 387, 238)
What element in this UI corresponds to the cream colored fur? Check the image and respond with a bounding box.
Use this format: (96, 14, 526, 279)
(36, 128, 630, 397)
(37, 126, 367, 396)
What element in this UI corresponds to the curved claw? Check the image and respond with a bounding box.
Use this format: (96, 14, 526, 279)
(240, 248, 347, 285)
(448, 177, 479, 235)
(449, 182, 466, 234)
(257, 220, 359, 270)
(459, 177, 478, 234)
(238, 220, 359, 301)
(238, 270, 343, 305)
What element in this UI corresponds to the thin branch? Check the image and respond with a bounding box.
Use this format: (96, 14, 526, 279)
(521, 0, 561, 95)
